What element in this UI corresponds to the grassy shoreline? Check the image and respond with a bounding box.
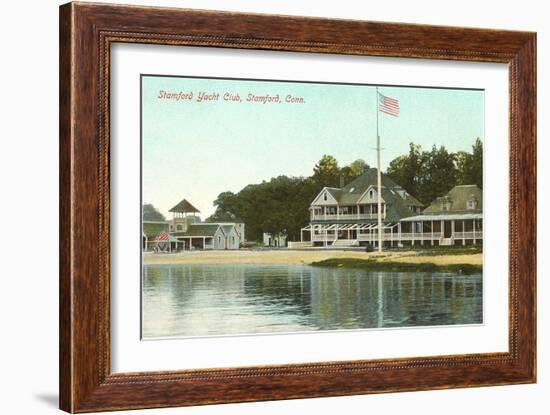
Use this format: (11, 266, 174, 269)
(311, 258, 482, 274)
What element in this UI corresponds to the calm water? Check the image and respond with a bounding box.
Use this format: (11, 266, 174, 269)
(142, 264, 482, 338)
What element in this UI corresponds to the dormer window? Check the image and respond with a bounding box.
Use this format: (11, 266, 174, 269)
(467, 194, 478, 210)
(323, 192, 328, 201)
(440, 196, 452, 211)
(369, 189, 374, 199)
(176, 224, 184, 231)
(349, 187, 355, 192)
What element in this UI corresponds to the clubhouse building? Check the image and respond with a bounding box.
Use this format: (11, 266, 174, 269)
(300, 168, 482, 248)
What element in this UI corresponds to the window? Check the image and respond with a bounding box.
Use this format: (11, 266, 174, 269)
(467, 199, 477, 210)
(176, 224, 183, 231)
(369, 189, 374, 199)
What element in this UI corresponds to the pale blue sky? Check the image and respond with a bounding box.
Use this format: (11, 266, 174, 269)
(142, 75, 484, 219)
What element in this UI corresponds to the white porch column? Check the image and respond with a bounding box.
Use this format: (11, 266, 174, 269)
(420, 221, 424, 246)
(431, 220, 434, 246)
(462, 220, 466, 245)
(398, 222, 402, 244)
(451, 220, 455, 244)
(412, 222, 415, 246)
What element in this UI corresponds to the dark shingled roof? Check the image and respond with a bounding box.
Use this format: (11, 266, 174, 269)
(313, 168, 424, 222)
(169, 198, 200, 213)
(325, 187, 342, 200)
(172, 224, 222, 237)
(423, 185, 483, 215)
(337, 169, 423, 207)
(142, 221, 169, 238)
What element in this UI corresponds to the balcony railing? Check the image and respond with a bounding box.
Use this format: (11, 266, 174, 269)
(311, 234, 338, 242)
(398, 232, 443, 241)
(453, 231, 482, 239)
(310, 231, 483, 243)
(311, 212, 386, 221)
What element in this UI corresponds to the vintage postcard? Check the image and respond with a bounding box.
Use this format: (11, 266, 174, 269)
(141, 75, 483, 339)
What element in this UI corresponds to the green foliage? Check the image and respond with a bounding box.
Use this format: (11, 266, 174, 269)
(207, 156, 366, 241)
(142, 203, 166, 221)
(386, 143, 423, 198)
(312, 154, 340, 187)
(207, 139, 482, 242)
(348, 159, 369, 175)
(386, 139, 483, 205)
(207, 176, 319, 241)
(456, 138, 483, 189)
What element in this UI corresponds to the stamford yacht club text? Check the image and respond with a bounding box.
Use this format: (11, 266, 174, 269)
(157, 90, 306, 104)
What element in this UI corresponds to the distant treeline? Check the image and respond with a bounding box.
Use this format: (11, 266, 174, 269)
(143, 139, 482, 241)
(386, 138, 482, 206)
(207, 138, 482, 242)
(206, 157, 368, 242)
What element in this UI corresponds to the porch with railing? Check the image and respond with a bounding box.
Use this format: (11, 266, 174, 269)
(310, 212, 386, 221)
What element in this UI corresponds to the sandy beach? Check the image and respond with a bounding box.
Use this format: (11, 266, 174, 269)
(143, 249, 482, 266)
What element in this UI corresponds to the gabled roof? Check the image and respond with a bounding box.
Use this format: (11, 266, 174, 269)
(325, 187, 342, 200)
(172, 223, 223, 237)
(310, 168, 424, 221)
(221, 224, 238, 235)
(423, 185, 482, 215)
(169, 198, 200, 213)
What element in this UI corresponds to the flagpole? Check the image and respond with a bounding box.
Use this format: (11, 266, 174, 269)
(376, 87, 382, 253)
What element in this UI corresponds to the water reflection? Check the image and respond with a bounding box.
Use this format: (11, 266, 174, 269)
(142, 264, 482, 338)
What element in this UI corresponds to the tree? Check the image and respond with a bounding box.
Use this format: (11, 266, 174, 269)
(418, 145, 457, 204)
(206, 140, 482, 242)
(386, 143, 423, 199)
(456, 137, 483, 188)
(142, 203, 166, 221)
(386, 140, 481, 205)
(206, 176, 320, 242)
(312, 154, 340, 187)
(348, 159, 369, 176)
(206, 191, 242, 222)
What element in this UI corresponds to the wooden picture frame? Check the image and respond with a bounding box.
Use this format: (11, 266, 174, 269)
(59, 2, 536, 412)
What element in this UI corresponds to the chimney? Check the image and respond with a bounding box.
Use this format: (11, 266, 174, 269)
(339, 176, 345, 188)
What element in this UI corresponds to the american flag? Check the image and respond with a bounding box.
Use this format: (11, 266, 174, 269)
(156, 231, 169, 241)
(378, 93, 400, 117)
